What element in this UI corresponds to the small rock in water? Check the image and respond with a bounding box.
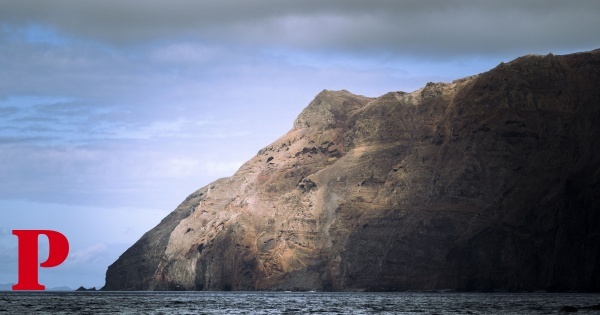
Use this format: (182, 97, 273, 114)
(560, 306, 578, 313)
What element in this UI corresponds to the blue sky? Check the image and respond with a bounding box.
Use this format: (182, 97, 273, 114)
(0, 1, 599, 289)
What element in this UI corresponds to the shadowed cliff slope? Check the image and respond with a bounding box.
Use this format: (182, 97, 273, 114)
(104, 49, 600, 292)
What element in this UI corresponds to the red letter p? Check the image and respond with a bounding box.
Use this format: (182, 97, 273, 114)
(12, 230, 69, 291)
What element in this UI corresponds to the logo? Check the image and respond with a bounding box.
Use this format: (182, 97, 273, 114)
(11, 230, 70, 291)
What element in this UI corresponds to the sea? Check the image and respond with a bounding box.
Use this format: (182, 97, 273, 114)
(0, 291, 599, 314)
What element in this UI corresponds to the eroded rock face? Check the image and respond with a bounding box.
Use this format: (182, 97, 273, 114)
(104, 49, 600, 292)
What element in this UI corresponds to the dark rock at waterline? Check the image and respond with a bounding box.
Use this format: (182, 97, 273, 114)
(560, 304, 600, 312)
(560, 306, 578, 313)
(104, 49, 600, 292)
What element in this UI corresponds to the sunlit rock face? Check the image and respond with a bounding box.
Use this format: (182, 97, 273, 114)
(104, 49, 600, 292)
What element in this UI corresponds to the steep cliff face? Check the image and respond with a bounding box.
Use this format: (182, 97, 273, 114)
(104, 49, 600, 292)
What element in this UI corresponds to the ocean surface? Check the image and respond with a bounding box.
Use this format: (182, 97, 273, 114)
(0, 291, 599, 314)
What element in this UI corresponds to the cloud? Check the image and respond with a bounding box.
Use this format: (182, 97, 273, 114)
(0, 1, 598, 58)
(66, 243, 108, 266)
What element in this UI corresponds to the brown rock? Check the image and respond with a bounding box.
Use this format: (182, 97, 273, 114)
(103, 49, 600, 292)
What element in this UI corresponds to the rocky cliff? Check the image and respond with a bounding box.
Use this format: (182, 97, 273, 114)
(104, 49, 600, 292)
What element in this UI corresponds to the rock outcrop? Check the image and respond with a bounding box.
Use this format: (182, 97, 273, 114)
(104, 49, 600, 292)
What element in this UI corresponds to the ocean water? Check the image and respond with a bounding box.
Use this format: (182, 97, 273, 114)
(0, 291, 599, 314)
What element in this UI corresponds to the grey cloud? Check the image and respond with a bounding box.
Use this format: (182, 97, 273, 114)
(0, 1, 599, 58)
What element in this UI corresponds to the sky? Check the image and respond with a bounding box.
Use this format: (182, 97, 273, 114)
(0, 1, 599, 289)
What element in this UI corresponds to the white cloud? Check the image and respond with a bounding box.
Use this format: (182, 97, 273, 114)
(66, 243, 108, 266)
